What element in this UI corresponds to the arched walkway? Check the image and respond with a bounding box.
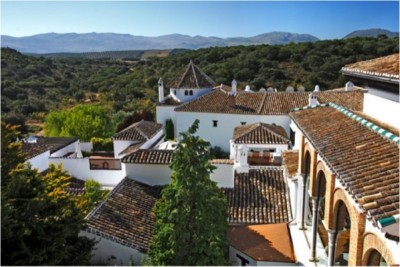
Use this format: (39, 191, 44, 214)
(362, 233, 394, 266)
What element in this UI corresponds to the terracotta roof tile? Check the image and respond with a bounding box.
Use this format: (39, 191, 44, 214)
(209, 159, 234, 165)
(175, 89, 364, 115)
(122, 149, 173, 164)
(341, 54, 399, 80)
(21, 136, 78, 159)
(223, 168, 291, 224)
(281, 150, 299, 177)
(118, 142, 145, 156)
(228, 223, 296, 263)
(233, 122, 290, 144)
(290, 106, 399, 225)
(168, 60, 216, 89)
(86, 178, 160, 252)
(113, 120, 162, 141)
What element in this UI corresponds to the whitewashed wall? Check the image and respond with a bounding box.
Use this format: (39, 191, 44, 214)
(80, 231, 145, 266)
(363, 93, 400, 129)
(113, 140, 135, 158)
(125, 164, 172, 186)
(50, 141, 78, 157)
(80, 142, 93, 152)
(171, 88, 212, 103)
(210, 163, 234, 188)
(26, 151, 50, 173)
(49, 157, 125, 187)
(289, 121, 302, 150)
(141, 131, 164, 149)
(175, 112, 291, 151)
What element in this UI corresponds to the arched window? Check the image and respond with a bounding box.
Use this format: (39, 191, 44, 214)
(334, 201, 351, 266)
(184, 90, 188, 96)
(189, 90, 193, 95)
(102, 162, 109, 169)
(367, 249, 387, 266)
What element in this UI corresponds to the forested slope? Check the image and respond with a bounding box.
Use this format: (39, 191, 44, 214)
(1, 35, 398, 133)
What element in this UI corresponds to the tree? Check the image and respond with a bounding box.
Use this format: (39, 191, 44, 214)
(145, 120, 229, 265)
(1, 163, 95, 265)
(165, 119, 174, 140)
(76, 179, 110, 215)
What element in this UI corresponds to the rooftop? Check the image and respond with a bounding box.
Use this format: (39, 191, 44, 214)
(167, 60, 216, 89)
(122, 149, 174, 164)
(21, 136, 78, 159)
(281, 150, 299, 177)
(113, 120, 162, 141)
(175, 89, 364, 115)
(86, 178, 160, 252)
(228, 223, 296, 263)
(341, 53, 399, 82)
(223, 168, 291, 224)
(232, 122, 290, 144)
(290, 105, 399, 226)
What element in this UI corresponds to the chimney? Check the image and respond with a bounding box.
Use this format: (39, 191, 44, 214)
(231, 79, 237, 95)
(308, 93, 319, 106)
(314, 85, 320, 92)
(158, 78, 164, 103)
(245, 85, 252, 93)
(345, 81, 354, 91)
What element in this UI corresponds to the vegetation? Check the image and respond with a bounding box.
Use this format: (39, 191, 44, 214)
(91, 137, 114, 151)
(145, 120, 229, 265)
(116, 109, 155, 132)
(2, 36, 398, 135)
(44, 104, 126, 141)
(165, 119, 174, 140)
(77, 179, 109, 215)
(1, 125, 94, 265)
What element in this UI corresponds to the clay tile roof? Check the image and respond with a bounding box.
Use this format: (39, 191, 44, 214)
(290, 106, 399, 225)
(209, 159, 234, 165)
(341, 53, 399, 81)
(281, 150, 299, 177)
(228, 223, 296, 263)
(233, 122, 290, 144)
(121, 149, 173, 164)
(21, 136, 78, 159)
(168, 60, 216, 89)
(113, 120, 162, 141)
(222, 168, 291, 224)
(118, 142, 144, 156)
(175, 89, 364, 115)
(86, 178, 161, 252)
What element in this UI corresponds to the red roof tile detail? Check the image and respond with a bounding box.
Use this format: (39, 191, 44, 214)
(168, 60, 216, 89)
(86, 178, 160, 252)
(175, 89, 364, 115)
(233, 122, 290, 144)
(228, 223, 296, 263)
(122, 149, 173, 164)
(113, 120, 162, 141)
(282, 150, 299, 177)
(290, 106, 399, 225)
(223, 168, 291, 224)
(341, 53, 399, 79)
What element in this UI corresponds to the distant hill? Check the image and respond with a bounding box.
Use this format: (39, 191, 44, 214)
(1, 32, 319, 54)
(26, 49, 188, 61)
(344, 28, 399, 39)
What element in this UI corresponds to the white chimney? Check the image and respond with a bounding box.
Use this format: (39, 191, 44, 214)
(308, 93, 319, 106)
(231, 79, 237, 95)
(158, 78, 164, 103)
(314, 85, 320, 92)
(245, 85, 252, 92)
(234, 144, 249, 174)
(345, 81, 354, 91)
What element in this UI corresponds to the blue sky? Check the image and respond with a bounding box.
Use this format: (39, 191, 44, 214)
(1, 1, 399, 40)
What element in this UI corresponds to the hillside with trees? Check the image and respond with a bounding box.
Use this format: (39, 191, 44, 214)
(1, 35, 398, 136)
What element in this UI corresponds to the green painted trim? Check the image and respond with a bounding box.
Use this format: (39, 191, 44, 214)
(378, 216, 396, 228)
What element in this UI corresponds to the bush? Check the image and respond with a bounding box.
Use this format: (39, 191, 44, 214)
(91, 137, 113, 152)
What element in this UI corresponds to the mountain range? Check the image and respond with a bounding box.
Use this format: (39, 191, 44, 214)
(1, 28, 397, 54)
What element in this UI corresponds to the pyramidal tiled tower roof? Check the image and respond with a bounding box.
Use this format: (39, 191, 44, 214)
(168, 60, 216, 89)
(232, 122, 290, 144)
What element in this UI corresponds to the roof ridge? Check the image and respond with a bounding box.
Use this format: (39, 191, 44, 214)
(191, 60, 200, 88)
(257, 92, 267, 114)
(260, 123, 291, 142)
(114, 119, 143, 136)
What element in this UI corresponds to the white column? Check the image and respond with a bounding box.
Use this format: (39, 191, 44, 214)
(327, 229, 337, 266)
(310, 197, 319, 262)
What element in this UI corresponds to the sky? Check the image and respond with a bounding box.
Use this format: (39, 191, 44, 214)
(1, 1, 399, 40)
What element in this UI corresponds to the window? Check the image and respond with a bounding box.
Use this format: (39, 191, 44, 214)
(174, 90, 177, 95)
(241, 122, 246, 125)
(184, 90, 188, 96)
(290, 129, 295, 146)
(189, 90, 193, 95)
(102, 162, 109, 169)
(212, 120, 218, 127)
